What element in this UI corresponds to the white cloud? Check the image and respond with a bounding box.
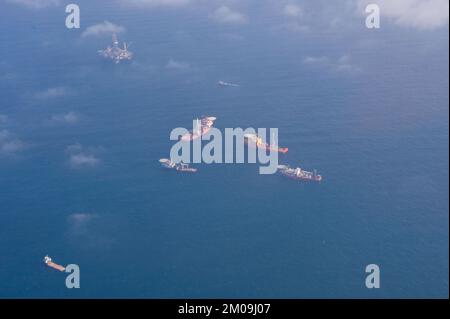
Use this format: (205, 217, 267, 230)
(34, 86, 70, 99)
(0, 129, 25, 156)
(303, 56, 329, 65)
(6, 0, 60, 9)
(66, 143, 83, 153)
(66, 212, 113, 248)
(66, 144, 101, 168)
(335, 55, 361, 73)
(70, 154, 100, 168)
(276, 3, 308, 33)
(210, 6, 248, 25)
(49, 112, 79, 125)
(81, 21, 126, 38)
(166, 59, 191, 70)
(283, 4, 303, 17)
(357, 0, 449, 30)
(68, 213, 96, 224)
(120, 0, 191, 7)
(68, 213, 96, 225)
(303, 55, 361, 74)
(67, 213, 98, 235)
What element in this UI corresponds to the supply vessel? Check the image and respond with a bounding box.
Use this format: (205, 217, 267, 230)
(277, 165, 322, 182)
(244, 133, 288, 154)
(159, 159, 197, 172)
(181, 116, 217, 141)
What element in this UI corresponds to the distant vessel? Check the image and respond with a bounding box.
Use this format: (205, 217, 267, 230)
(159, 159, 197, 173)
(160, 158, 176, 169)
(218, 80, 239, 87)
(244, 133, 288, 153)
(98, 34, 133, 64)
(181, 116, 217, 141)
(44, 255, 65, 272)
(277, 165, 322, 182)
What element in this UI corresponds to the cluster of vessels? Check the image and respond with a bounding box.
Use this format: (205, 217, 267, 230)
(96, 37, 321, 182)
(46, 35, 324, 277)
(160, 116, 322, 182)
(98, 34, 133, 64)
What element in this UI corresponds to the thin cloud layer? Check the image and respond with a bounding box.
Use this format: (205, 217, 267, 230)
(67, 213, 97, 235)
(70, 154, 100, 168)
(6, 0, 60, 9)
(66, 144, 101, 168)
(166, 59, 191, 70)
(0, 115, 8, 125)
(357, 0, 449, 30)
(272, 2, 309, 33)
(210, 6, 249, 25)
(0, 129, 25, 156)
(49, 112, 79, 125)
(283, 3, 303, 17)
(34, 87, 70, 99)
(82, 21, 126, 38)
(303, 56, 329, 65)
(303, 55, 361, 74)
(120, 0, 192, 8)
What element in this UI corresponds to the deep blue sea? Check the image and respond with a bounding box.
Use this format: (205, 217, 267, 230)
(0, 0, 448, 298)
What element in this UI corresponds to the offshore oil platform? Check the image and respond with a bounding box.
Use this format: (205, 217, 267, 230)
(98, 34, 133, 64)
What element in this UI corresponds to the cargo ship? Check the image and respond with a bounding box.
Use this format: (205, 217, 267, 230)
(181, 116, 217, 141)
(244, 133, 288, 154)
(277, 165, 322, 182)
(44, 255, 66, 272)
(159, 158, 197, 172)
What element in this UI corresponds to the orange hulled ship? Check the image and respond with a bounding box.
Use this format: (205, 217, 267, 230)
(181, 116, 217, 141)
(44, 255, 66, 272)
(244, 133, 288, 154)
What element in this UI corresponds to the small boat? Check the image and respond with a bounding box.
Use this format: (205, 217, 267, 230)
(159, 158, 176, 169)
(159, 159, 197, 173)
(218, 80, 239, 87)
(176, 162, 197, 173)
(44, 255, 66, 272)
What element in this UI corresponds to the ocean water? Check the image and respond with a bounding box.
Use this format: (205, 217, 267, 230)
(0, 1, 448, 298)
